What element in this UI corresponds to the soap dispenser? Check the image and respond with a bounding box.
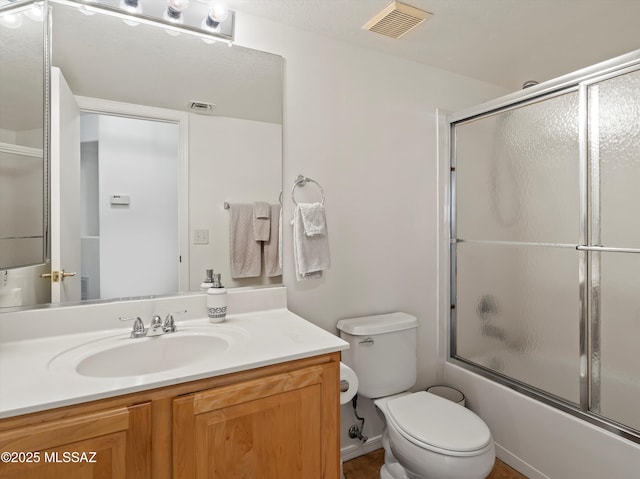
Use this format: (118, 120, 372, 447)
(200, 269, 215, 290)
(206, 273, 227, 323)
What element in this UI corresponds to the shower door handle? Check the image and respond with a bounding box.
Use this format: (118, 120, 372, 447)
(576, 245, 640, 254)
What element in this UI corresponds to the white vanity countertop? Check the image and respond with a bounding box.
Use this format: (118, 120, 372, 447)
(0, 289, 348, 419)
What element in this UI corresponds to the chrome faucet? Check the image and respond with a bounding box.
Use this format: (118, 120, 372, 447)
(119, 316, 147, 338)
(146, 315, 164, 337)
(119, 310, 186, 338)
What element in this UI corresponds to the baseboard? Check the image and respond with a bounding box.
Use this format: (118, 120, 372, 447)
(495, 443, 550, 479)
(340, 435, 383, 462)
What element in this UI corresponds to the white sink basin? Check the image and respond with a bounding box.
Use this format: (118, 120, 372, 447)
(47, 326, 248, 378)
(76, 334, 229, 377)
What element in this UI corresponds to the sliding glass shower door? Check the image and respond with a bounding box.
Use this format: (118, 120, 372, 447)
(587, 67, 640, 431)
(450, 61, 640, 441)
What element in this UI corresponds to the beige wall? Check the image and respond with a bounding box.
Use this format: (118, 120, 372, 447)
(232, 12, 508, 450)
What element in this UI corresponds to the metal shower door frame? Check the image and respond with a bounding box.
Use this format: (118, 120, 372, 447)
(447, 50, 640, 445)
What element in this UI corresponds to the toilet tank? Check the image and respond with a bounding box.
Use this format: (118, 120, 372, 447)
(336, 312, 417, 399)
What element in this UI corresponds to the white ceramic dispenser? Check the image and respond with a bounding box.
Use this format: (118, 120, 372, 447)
(206, 273, 227, 323)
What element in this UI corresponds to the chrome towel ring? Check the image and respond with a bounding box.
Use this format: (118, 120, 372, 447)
(291, 175, 325, 206)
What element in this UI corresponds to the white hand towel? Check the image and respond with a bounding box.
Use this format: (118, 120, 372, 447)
(253, 201, 271, 241)
(292, 203, 330, 280)
(229, 204, 262, 278)
(299, 202, 327, 236)
(264, 204, 282, 277)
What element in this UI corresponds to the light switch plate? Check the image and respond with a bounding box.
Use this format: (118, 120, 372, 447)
(193, 229, 209, 245)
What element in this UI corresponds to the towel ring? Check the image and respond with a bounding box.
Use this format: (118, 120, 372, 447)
(291, 175, 325, 206)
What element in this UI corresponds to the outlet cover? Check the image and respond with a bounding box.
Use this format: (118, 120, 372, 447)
(193, 229, 209, 245)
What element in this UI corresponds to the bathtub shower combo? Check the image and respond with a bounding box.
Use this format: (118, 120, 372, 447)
(449, 50, 640, 443)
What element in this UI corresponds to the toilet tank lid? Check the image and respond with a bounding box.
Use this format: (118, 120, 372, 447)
(336, 312, 417, 335)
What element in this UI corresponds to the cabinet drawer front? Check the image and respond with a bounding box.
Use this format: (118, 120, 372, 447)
(192, 364, 327, 414)
(0, 407, 130, 452)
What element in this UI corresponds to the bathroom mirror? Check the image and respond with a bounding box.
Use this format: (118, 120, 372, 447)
(0, 0, 283, 309)
(0, 1, 46, 271)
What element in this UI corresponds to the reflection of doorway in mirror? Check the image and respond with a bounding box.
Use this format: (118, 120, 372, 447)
(79, 113, 180, 300)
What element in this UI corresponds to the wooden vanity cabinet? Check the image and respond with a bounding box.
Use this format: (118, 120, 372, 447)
(173, 362, 339, 479)
(0, 402, 152, 479)
(0, 353, 340, 479)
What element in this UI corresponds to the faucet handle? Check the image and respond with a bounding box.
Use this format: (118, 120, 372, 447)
(119, 316, 146, 338)
(163, 310, 186, 333)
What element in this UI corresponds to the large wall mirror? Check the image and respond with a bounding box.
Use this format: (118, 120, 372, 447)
(0, 0, 283, 310)
(0, 1, 46, 272)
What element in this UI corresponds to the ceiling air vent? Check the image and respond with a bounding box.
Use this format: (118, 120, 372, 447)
(188, 101, 215, 114)
(363, 1, 432, 39)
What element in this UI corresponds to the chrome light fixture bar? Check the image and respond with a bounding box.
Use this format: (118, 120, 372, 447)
(54, 0, 234, 43)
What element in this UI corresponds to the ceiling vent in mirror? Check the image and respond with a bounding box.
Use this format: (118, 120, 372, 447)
(363, 1, 432, 39)
(189, 100, 215, 113)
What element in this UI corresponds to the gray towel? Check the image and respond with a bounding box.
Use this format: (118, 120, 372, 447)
(264, 204, 282, 277)
(253, 201, 271, 241)
(229, 204, 262, 278)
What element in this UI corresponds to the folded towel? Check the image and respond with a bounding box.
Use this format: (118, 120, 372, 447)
(299, 202, 327, 236)
(292, 203, 330, 280)
(229, 203, 262, 278)
(253, 201, 271, 241)
(264, 204, 282, 277)
(253, 201, 270, 219)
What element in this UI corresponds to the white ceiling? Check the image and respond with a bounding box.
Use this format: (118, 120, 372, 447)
(3, 0, 639, 133)
(226, 0, 640, 91)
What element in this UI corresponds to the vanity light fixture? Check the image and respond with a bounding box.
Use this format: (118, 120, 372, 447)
(201, 1, 228, 31)
(119, 0, 142, 15)
(163, 0, 187, 24)
(62, 0, 235, 43)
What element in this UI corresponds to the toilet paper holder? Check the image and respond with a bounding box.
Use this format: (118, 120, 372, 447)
(339, 362, 358, 405)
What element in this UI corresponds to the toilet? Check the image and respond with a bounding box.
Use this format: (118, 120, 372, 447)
(337, 312, 495, 479)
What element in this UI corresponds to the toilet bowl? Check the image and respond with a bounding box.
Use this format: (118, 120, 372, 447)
(337, 312, 495, 479)
(375, 392, 494, 479)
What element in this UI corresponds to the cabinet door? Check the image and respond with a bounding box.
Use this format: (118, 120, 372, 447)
(0, 402, 151, 479)
(173, 363, 339, 479)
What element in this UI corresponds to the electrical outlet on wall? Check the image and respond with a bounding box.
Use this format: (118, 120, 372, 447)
(193, 229, 209, 245)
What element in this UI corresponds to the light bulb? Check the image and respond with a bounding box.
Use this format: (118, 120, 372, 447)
(0, 12, 23, 29)
(119, 0, 142, 15)
(164, 0, 188, 23)
(202, 2, 228, 30)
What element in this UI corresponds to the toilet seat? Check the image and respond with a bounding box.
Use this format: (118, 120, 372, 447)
(386, 391, 492, 457)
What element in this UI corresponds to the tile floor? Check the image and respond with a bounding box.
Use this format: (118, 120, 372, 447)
(342, 448, 528, 479)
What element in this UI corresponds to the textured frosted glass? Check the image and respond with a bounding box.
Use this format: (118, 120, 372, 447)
(597, 253, 640, 430)
(455, 242, 580, 403)
(590, 69, 640, 248)
(455, 92, 579, 244)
